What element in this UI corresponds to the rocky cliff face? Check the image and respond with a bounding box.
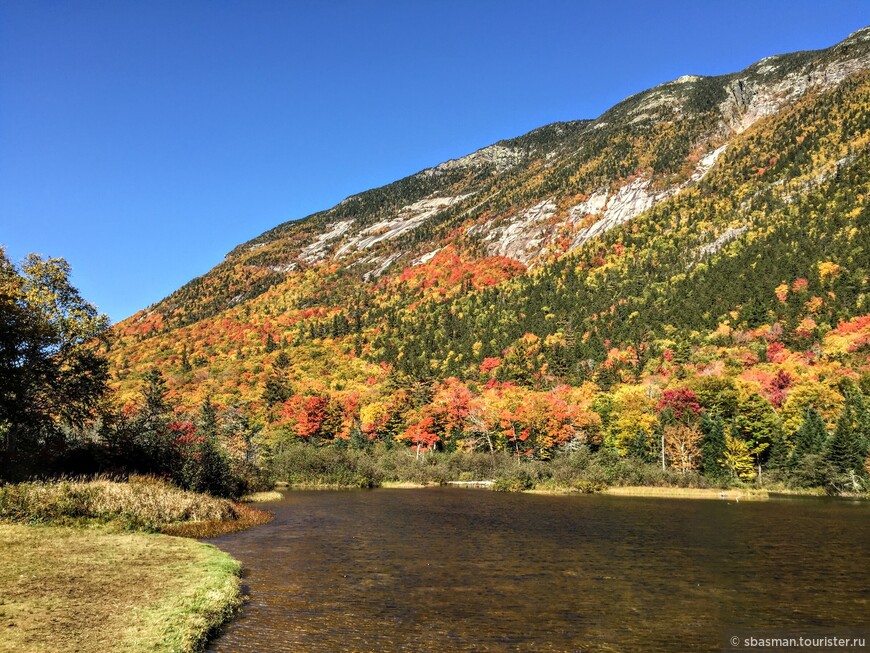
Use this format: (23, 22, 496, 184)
(720, 29, 870, 133)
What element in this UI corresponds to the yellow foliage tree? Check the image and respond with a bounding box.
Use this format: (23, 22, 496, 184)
(780, 381, 843, 435)
(721, 435, 756, 480)
(609, 384, 658, 453)
(817, 261, 843, 283)
(360, 401, 388, 436)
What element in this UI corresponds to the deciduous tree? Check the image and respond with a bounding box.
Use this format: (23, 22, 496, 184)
(663, 423, 702, 473)
(0, 250, 109, 474)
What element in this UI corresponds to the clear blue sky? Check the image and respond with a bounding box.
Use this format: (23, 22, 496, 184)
(1, 1, 867, 322)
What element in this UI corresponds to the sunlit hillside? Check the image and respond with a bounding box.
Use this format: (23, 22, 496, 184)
(107, 27, 870, 475)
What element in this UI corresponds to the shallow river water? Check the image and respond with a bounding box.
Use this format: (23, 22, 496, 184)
(206, 489, 869, 652)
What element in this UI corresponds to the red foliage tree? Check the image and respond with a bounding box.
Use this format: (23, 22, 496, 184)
(657, 387, 702, 422)
(279, 395, 329, 440)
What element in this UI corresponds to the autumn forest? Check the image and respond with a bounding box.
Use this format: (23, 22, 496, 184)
(3, 27, 870, 498)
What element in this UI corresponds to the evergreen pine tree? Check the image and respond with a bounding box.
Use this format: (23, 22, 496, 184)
(349, 422, 369, 451)
(700, 414, 726, 480)
(826, 392, 868, 481)
(141, 369, 168, 425)
(766, 434, 790, 471)
(134, 369, 178, 475)
(627, 429, 649, 461)
(789, 409, 827, 465)
(198, 396, 218, 439)
(275, 351, 290, 369)
(850, 389, 870, 452)
(183, 397, 236, 497)
(262, 377, 290, 407)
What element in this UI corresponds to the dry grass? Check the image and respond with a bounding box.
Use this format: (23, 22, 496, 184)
(380, 481, 436, 489)
(603, 486, 769, 500)
(162, 501, 273, 539)
(239, 490, 283, 502)
(0, 524, 240, 653)
(0, 477, 271, 533)
(0, 479, 271, 652)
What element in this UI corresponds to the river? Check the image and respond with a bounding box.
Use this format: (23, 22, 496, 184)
(206, 489, 869, 652)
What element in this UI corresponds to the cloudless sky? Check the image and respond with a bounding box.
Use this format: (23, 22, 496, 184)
(1, 1, 867, 322)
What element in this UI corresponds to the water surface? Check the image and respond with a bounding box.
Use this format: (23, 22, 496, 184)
(206, 489, 870, 652)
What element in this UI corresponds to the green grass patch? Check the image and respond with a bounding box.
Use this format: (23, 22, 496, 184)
(0, 524, 241, 653)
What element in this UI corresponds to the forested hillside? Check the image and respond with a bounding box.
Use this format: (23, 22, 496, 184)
(99, 27, 870, 492)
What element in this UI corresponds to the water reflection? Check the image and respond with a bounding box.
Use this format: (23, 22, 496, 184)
(207, 489, 870, 652)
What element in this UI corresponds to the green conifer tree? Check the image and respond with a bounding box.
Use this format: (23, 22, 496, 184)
(183, 397, 236, 497)
(133, 369, 178, 475)
(825, 392, 869, 484)
(180, 344, 192, 373)
(700, 414, 727, 480)
(789, 409, 828, 465)
(141, 369, 169, 426)
(627, 429, 650, 462)
(262, 377, 290, 407)
(349, 422, 369, 451)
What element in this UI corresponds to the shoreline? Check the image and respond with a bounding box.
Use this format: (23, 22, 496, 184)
(600, 486, 769, 501)
(273, 480, 870, 501)
(0, 523, 242, 653)
(0, 479, 277, 653)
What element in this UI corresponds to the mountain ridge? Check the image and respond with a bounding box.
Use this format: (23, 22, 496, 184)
(140, 25, 869, 331)
(108, 25, 870, 459)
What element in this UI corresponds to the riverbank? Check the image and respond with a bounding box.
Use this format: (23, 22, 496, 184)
(297, 480, 771, 501)
(0, 478, 273, 653)
(272, 443, 721, 492)
(0, 524, 240, 653)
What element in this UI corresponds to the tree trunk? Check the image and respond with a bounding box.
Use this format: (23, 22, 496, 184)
(661, 433, 666, 471)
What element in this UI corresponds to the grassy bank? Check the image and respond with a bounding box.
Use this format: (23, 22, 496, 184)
(0, 524, 240, 653)
(239, 490, 284, 502)
(0, 477, 274, 652)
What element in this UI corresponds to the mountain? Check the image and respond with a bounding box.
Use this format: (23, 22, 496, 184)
(107, 27, 870, 461)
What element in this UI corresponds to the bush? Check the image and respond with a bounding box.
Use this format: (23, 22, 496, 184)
(177, 437, 241, 498)
(269, 441, 726, 492)
(492, 459, 550, 491)
(783, 453, 829, 490)
(493, 470, 535, 492)
(272, 443, 383, 488)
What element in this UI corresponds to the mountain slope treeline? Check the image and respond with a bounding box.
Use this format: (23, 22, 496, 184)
(5, 27, 870, 494)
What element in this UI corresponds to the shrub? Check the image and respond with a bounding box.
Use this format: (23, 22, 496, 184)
(272, 443, 384, 488)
